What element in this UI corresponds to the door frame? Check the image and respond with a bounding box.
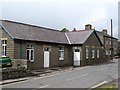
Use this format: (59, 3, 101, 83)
(73, 46, 81, 66)
(43, 47, 50, 68)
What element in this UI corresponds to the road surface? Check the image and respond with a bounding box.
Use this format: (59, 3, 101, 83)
(2, 59, 118, 89)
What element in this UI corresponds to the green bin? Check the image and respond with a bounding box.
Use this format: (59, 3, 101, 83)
(0, 57, 12, 68)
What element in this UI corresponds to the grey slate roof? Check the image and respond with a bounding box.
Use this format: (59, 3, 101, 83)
(96, 31, 118, 45)
(1, 20, 68, 44)
(1, 20, 102, 45)
(66, 30, 94, 44)
(96, 31, 104, 44)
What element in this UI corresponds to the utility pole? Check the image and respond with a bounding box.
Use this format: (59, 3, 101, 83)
(110, 19, 113, 60)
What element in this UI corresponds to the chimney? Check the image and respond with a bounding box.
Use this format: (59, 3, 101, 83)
(73, 28, 77, 31)
(85, 24, 92, 30)
(102, 29, 107, 35)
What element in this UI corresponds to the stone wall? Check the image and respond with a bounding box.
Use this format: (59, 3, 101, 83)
(12, 59, 28, 69)
(82, 32, 105, 66)
(1, 29, 14, 59)
(2, 59, 29, 80)
(2, 67, 29, 80)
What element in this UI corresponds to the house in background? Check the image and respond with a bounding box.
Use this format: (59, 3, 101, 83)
(118, 42, 120, 56)
(96, 29, 118, 60)
(0, 20, 114, 70)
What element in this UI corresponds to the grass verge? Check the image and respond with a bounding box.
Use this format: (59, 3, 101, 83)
(93, 83, 117, 90)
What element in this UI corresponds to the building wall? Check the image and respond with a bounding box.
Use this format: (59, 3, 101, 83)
(2, 27, 116, 70)
(113, 38, 118, 56)
(81, 32, 104, 66)
(104, 37, 111, 60)
(96, 31, 119, 60)
(1, 29, 14, 59)
(14, 41, 44, 70)
(0, 27, 2, 58)
(104, 37, 119, 59)
(49, 44, 72, 67)
(58, 45, 73, 67)
(14, 41, 73, 70)
(118, 42, 120, 55)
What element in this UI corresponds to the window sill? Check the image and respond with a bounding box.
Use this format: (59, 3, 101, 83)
(30, 60, 34, 62)
(59, 58, 64, 61)
(2, 56, 6, 57)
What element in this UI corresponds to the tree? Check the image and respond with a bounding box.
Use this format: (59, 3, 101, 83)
(61, 28, 69, 32)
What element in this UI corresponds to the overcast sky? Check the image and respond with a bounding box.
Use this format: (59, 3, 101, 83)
(0, 0, 119, 38)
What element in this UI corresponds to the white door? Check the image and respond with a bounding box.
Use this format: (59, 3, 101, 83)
(44, 48, 50, 68)
(74, 49, 80, 66)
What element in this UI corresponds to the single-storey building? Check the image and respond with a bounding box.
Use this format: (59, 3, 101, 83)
(0, 20, 105, 70)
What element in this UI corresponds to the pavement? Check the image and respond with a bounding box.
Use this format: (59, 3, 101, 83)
(1, 59, 119, 88)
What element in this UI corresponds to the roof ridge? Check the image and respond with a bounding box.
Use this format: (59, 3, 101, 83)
(2, 19, 61, 32)
(65, 33, 71, 44)
(69, 29, 94, 32)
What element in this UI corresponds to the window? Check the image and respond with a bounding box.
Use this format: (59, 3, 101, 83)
(97, 49, 100, 58)
(106, 40, 108, 45)
(44, 47, 50, 51)
(105, 38, 108, 45)
(86, 47, 89, 59)
(106, 49, 108, 55)
(114, 48, 117, 55)
(92, 48, 95, 58)
(26, 45, 34, 62)
(59, 46, 64, 60)
(2, 40, 7, 57)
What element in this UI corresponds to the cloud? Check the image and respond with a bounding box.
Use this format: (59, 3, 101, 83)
(1, 0, 118, 38)
(1, 0, 119, 2)
(1, 0, 119, 3)
(0, 3, 2, 20)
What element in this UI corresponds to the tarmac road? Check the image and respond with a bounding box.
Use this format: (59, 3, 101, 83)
(1, 59, 118, 89)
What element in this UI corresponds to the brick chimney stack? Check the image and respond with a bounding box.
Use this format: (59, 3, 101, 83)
(102, 29, 107, 35)
(85, 24, 92, 30)
(73, 28, 76, 31)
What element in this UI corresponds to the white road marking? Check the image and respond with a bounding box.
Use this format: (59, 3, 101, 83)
(97, 67, 108, 71)
(39, 85, 50, 88)
(66, 73, 89, 81)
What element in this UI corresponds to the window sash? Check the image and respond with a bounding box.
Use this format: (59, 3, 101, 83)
(97, 49, 99, 58)
(92, 48, 95, 58)
(59, 47, 64, 60)
(26, 48, 34, 62)
(2, 40, 7, 57)
(86, 48, 89, 59)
